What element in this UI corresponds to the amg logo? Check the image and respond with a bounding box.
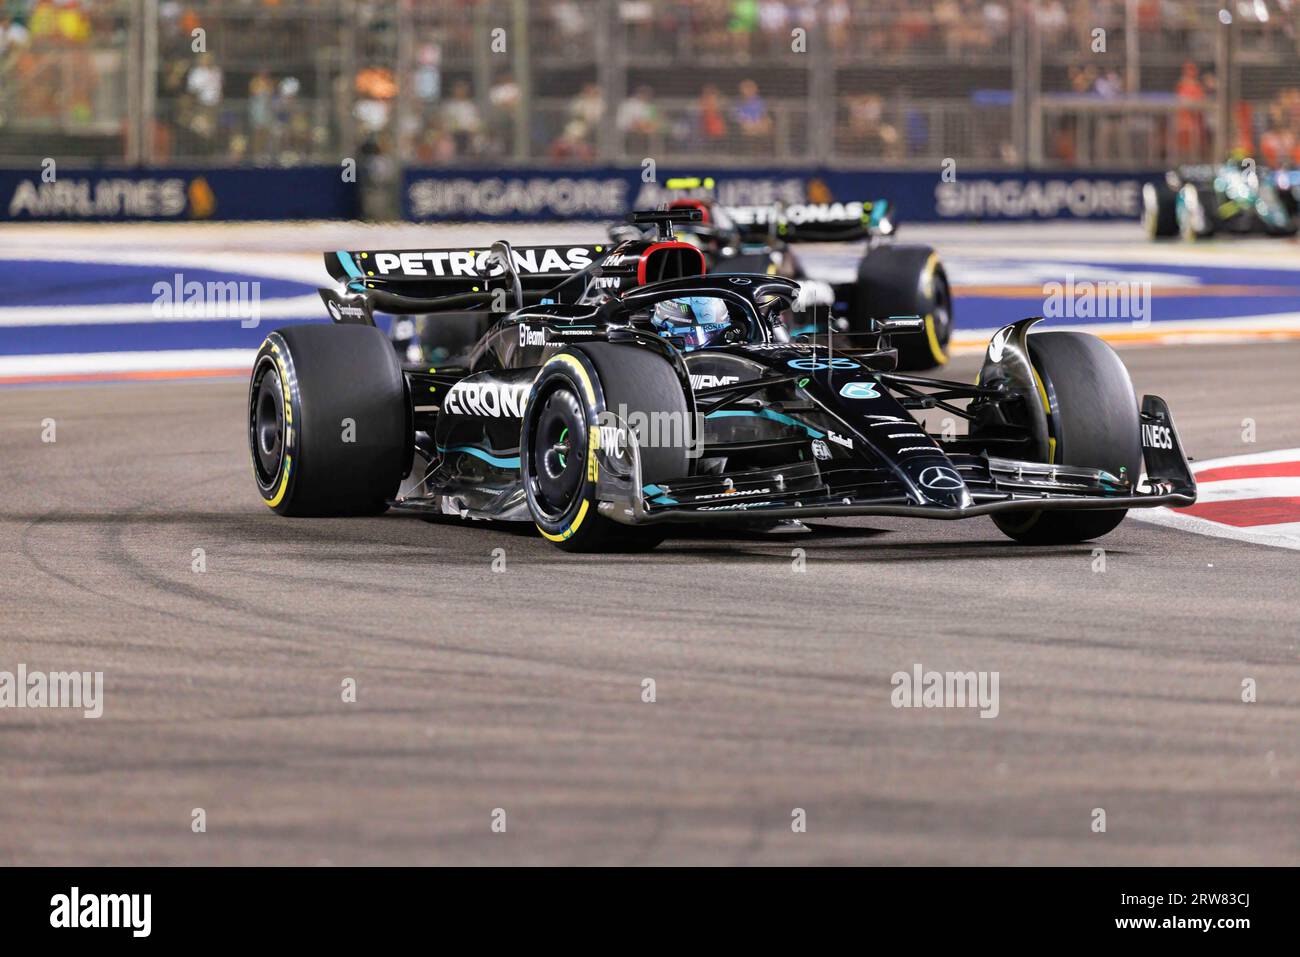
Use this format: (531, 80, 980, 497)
(371, 246, 594, 278)
(593, 276, 621, 289)
(1142, 423, 1173, 449)
(445, 380, 531, 418)
(518, 324, 546, 347)
(689, 374, 739, 390)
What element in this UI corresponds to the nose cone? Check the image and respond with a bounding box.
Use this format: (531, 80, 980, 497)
(912, 464, 973, 509)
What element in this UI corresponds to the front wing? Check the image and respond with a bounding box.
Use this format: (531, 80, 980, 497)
(597, 395, 1196, 525)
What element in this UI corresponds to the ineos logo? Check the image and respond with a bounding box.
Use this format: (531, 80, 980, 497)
(1142, 423, 1173, 450)
(919, 466, 964, 490)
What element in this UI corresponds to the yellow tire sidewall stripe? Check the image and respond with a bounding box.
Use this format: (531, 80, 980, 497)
(535, 351, 599, 541)
(259, 337, 296, 508)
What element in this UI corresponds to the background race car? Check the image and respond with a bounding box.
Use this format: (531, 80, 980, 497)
(1144, 159, 1300, 241)
(624, 179, 955, 372)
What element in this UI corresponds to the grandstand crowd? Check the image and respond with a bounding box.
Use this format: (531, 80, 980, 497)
(1, 0, 1298, 167)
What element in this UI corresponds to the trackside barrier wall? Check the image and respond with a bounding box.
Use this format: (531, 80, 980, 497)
(402, 168, 1168, 223)
(0, 168, 359, 222)
(0, 166, 1163, 223)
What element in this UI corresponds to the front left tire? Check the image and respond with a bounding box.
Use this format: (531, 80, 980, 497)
(985, 331, 1142, 545)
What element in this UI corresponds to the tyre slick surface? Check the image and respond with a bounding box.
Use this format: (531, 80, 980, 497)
(249, 324, 408, 516)
(522, 343, 690, 552)
(991, 331, 1142, 545)
(855, 246, 952, 371)
(1142, 181, 1179, 239)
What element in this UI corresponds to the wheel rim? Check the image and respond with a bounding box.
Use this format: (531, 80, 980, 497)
(250, 357, 285, 489)
(931, 271, 953, 347)
(528, 387, 587, 521)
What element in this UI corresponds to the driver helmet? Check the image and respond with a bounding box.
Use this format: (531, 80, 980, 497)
(651, 296, 733, 351)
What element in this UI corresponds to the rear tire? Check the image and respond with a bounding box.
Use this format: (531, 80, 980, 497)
(855, 245, 952, 371)
(249, 324, 409, 516)
(1142, 181, 1179, 239)
(522, 343, 690, 552)
(989, 332, 1141, 545)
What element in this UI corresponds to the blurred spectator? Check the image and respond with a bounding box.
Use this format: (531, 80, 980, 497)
(184, 52, 222, 145)
(616, 85, 661, 154)
(488, 72, 521, 153)
(695, 83, 728, 146)
(186, 52, 222, 109)
(549, 119, 595, 161)
(1094, 70, 1123, 99)
(728, 0, 759, 59)
(248, 71, 275, 161)
(355, 65, 397, 134)
(1175, 61, 1206, 157)
(1259, 87, 1300, 168)
(842, 93, 899, 159)
(413, 40, 442, 102)
(0, 15, 30, 56)
(568, 82, 604, 128)
(442, 80, 483, 156)
(732, 78, 772, 140)
(617, 85, 660, 134)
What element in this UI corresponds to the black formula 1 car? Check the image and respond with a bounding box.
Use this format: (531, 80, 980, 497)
(1143, 160, 1300, 241)
(614, 177, 954, 372)
(249, 209, 1196, 552)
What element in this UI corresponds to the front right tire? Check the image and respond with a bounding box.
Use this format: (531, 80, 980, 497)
(521, 343, 690, 552)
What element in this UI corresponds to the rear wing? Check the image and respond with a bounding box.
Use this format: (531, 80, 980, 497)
(326, 243, 604, 296)
(729, 200, 895, 243)
(321, 228, 704, 318)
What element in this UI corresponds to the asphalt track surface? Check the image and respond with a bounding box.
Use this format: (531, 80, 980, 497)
(3, 338, 1298, 866)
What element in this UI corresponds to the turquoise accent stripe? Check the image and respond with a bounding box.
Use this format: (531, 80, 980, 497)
(705, 408, 825, 439)
(642, 484, 677, 505)
(869, 199, 888, 226)
(335, 250, 364, 279)
(438, 445, 521, 469)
